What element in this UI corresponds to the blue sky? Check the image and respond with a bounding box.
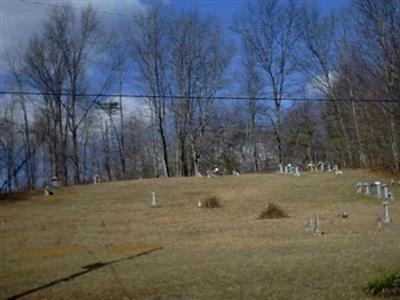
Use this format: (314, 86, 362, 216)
(0, 0, 349, 96)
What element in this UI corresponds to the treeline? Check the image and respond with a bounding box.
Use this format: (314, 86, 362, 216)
(0, 0, 399, 192)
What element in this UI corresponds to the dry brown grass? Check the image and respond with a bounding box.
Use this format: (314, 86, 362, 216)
(1, 170, 400, 299)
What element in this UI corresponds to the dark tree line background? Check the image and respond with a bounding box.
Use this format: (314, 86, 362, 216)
(0, 0, 399, 193)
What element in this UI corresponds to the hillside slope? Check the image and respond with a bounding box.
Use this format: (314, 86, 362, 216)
(1, 170, 399, 299)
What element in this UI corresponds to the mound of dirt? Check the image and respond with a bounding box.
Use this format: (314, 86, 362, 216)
(198, 195, 221, 208)
(258, 203, 288, 219)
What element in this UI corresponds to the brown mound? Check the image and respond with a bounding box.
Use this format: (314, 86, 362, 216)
(258, 203, 288, 219)
(199, 195, 221, 208)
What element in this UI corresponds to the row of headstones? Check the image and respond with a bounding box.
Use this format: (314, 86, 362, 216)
(356, 181, 395, 200)
(304, 202, 392, 236)
(307, 162, 339, 172)
(47, 174, 101, 188)
(279, 164, 300, 176)
(44, 174, 101, 196)
(204, 168, 241, 178)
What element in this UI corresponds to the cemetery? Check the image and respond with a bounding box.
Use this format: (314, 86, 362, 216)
(1, 169, 399, 299)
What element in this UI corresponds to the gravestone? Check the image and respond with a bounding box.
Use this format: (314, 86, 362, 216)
(375, 181, 382, 198)
(51, 176, 60, 188)
(304, 215, 315, 233)
(93, 174, 101, 184)
(304, 214, 323, 236)
(382, 184, 389, 198)
(338, 209, 348, 218)
(279, 164, 283, 174)
(313, 214, 323, 236)
(363, 183, 370, 195)
(44, 186, 54, 196)
(382, 201, 391, 223)
(357, 182, 363, 194)
(294, 166, 300, 176)
(150, 192, 158, 207)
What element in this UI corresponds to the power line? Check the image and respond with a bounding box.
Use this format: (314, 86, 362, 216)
(0, 90, 398, 103)
(17, 0, 141, 19)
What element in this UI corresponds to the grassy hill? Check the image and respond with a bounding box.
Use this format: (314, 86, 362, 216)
(1, 170, 399, 299)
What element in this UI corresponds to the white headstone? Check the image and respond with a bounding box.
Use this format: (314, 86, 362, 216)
(382, 185, 389, 198)
(375, 181, 382, 198)
(279, 164, 283, 174)
(93, 174, 101, 184)
(357, 182, 363, 193)
(304, 215, 315, 232)
(51, 176, 59, 188)
(382, 201, 391, 223)
(294, 166, 300, 176)
(363, 183, 370, 195)
(151, 192, 157, 207)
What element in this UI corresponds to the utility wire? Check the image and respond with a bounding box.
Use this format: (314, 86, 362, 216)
(16, 0, 140, 19)
(0, 90, 398, 103)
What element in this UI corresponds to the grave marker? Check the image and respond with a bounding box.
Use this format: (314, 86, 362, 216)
(375, 181, 382, 198)
(151, 192, 158, 207)
(363, 183, 370, 195)
(382, 184, 389, 198)
(357, 182, 363, 194)
(93, 174, 101, 184)
(51, 176, 60, 188)
(382, 201, 391, 223)
(294, 166, 300, 176)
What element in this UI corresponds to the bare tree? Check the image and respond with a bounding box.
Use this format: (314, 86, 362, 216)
(298, 4, 355, 167)
(235, 0, 300, 165)
(105, 31, 130, 179)
(241, 44, 264, 172)
(129, 5, 171, 177)
(169, 11, 234, 176)
(354, 0, 400, 171)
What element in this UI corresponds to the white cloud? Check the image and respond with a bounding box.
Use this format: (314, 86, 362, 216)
(0, 0, 145, 59)
(305, 71, 338, 98)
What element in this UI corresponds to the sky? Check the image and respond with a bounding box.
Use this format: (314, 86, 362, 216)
(0, 0, 349, 104)
(0, 0, 348, 57)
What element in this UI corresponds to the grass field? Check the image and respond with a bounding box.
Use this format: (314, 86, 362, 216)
(1, 170, 400, 299)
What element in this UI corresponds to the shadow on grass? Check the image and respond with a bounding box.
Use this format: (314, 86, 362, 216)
(0, 190, 42, 203)
(6, 247, 163, 300)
